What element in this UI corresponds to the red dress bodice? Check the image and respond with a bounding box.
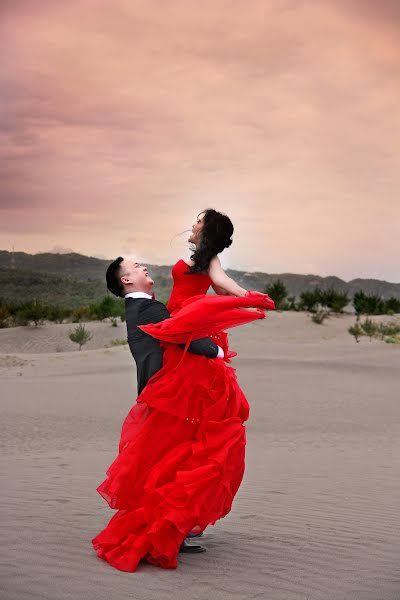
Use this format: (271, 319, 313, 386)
(166, 259, 212, 314)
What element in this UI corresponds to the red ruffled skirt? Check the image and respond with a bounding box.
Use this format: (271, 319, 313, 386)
(92, 292, 274, 571)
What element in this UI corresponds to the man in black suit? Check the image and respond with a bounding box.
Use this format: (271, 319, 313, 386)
(106, 257, 222, 396)
(105, 256, 223, 554)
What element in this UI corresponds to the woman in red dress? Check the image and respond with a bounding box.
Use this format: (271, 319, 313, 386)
(92, 209, 274, 571)
(167, 209, 248, 314)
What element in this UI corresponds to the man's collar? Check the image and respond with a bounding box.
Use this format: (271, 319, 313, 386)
(125, 292, 153, 300)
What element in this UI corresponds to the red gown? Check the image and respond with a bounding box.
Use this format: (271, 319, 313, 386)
(92, 259, 275, 571)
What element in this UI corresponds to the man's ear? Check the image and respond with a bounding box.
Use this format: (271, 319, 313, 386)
(121, 275, 131, 285)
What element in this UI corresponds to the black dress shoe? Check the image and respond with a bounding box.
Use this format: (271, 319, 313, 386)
(179, 540, 206, 553)
(186, 531, 204, 539)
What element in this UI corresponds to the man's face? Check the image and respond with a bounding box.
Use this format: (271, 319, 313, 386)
(120, 259, 154, 293)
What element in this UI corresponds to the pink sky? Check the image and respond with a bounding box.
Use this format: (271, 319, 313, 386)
(1, 0, 399, 281)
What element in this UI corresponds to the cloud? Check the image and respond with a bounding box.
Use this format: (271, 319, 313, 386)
(0, 0, 399, 280)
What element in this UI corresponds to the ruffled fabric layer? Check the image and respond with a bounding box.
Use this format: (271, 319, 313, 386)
(139, 291, 275, 344)
(92, 292, 274, 571)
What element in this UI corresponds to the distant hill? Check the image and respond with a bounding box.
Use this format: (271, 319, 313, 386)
(0, 250, 173, 281)
(0, 250, 399, 307)
(0, 251, 174, 307)
(0, 268, 105, 308)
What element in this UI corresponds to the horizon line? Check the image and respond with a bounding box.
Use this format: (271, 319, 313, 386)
(0, 248, 399, 286)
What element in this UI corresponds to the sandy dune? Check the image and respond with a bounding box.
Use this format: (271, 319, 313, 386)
(1, 312, 399, 600)
(0, 319, 127, 354)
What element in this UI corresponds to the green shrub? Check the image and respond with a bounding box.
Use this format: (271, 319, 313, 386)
(353, 291, 385, 315)
(311, 310, 330, 324)
(385, 336, 400, 344)
(17, 302, 46, 326)
(88, 296, 124, 321)
(348, 323, 364, 342)
(11, 310, 29, 327)
(264, 280, 288, 310)
(0, 306, 10, 328)
(110, 338, 128, 346)
(72, 306, 90, 322)
(384, 297, 400, 314)
(360, 317, 379, 340)
(69, 324, 92, 350)
(377, 321, 400, 338)
(47, 305, 71, 323)
(320, 289, 349, 313)
(299, 288, 322, 312)
(349, 317, 400, 344)
(284, 296, 297, 311)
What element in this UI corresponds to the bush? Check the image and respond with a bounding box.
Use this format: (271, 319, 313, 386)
(385, 336, 400, 345)
(68, 324, 92, 350)
(348, 323, 363, 343)
(47, 305, 71, 324)
(0, 306, 10, 328)
(361, 317, 379, 340)
(320, 289, 349, 313)
(264, 280, 288, 310)
(72, 306, 90, 322)
(17, 302, 46, 326)
(299, 288, 322, 312)
(284, 296, 297, 311)
(311, 310, 330, 324)
(88, 296, 124, 321)
(348, 317, 400, 344)
(110, 338, 128, 346)
(384, 297, 400, 314)
(353, 290, 385, 315)
(11, 310, 29, 327)
(377, 321, 400, 338)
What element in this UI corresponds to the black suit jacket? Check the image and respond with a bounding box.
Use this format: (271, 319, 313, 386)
(125, 297, 219, 396)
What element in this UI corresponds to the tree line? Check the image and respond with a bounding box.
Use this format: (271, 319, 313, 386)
(264, 281, 400, 315)
(0, 284, 399, 329)
(0, 296, 125, 328)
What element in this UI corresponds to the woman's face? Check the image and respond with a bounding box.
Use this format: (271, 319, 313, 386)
(188, 215, 204, 245)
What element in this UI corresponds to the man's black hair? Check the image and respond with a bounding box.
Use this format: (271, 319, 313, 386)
(106, 256, 125, 297)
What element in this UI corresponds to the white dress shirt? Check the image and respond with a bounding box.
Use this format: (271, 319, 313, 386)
(125, 292, 153, 300)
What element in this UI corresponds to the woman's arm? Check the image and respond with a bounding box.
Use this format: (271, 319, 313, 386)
(208, 256, 247, 297)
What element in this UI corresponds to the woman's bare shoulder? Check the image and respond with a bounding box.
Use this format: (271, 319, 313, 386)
(209, 255, 222, 270)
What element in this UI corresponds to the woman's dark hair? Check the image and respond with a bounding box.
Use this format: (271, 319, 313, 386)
(106, 256, 124, 297)
(187, 209, 233, 274)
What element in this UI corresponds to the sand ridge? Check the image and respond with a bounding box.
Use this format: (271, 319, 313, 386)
(1, 313, 399, 599)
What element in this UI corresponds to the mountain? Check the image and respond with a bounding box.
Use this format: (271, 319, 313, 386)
(0, 251, 174, 307)
(0, 268, 105, 308)
(0, 250, 399, 307)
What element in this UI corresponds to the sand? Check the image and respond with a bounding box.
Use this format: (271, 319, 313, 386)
(1, 312, 399, 600)
(0, 319, 127, 354)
